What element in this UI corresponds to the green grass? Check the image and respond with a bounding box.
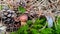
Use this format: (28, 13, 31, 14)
(18, 6, 26, 13)
(0, 5, 2, 10)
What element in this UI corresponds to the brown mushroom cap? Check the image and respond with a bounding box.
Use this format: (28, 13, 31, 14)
(19, 14, 28, 22)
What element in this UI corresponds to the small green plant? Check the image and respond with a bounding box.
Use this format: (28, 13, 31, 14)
(40, 28, 53, 34)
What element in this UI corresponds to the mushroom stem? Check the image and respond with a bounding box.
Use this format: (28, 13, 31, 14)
(21, 22, 26, 26)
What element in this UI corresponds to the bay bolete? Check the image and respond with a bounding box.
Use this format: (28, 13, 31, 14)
(18, 14, 28, 26)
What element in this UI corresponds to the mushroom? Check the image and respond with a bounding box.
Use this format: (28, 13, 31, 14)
(18, 14, 28, 26)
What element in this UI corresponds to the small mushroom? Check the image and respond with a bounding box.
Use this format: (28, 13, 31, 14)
(18, 14, 28, 26)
